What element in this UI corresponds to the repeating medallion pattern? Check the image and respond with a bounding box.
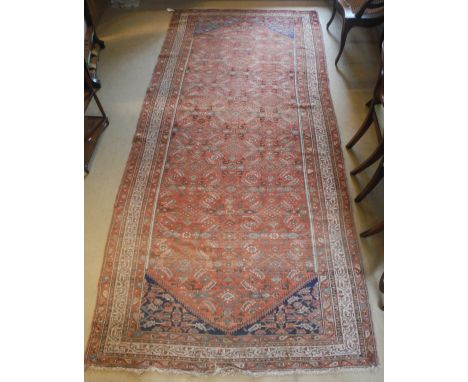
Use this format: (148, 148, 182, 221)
(85, 10, 377, 374)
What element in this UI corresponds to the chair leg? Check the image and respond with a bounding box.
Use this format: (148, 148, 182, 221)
(379, 272, 384, 310)
(360, 221, 384, 237)
(351, 140, 383, 175)
(355, 159, 383, 203)
(335, 19, 352, 65)
(346, 105, 375, 149)
(327, 0, 337, 30)
(379, 30, 384, 51)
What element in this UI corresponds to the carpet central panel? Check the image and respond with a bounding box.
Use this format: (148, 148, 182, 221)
(85, 10, 377, 374)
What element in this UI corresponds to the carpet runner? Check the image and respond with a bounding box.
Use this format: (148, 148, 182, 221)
(85, 9, 377, 374)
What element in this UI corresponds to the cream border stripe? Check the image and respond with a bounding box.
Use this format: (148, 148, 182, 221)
(301, 14, 360, 353)
(102, 12, 361, 360)
(292, 22, 318, 273)
(105, 14, 189, 346)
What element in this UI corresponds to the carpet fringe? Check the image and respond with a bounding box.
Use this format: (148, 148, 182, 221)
(85, 363, 382, 377)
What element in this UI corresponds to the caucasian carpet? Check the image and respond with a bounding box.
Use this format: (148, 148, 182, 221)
(85, 9, 377, 375)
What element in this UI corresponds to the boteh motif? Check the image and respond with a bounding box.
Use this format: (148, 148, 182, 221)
(85, 10, 377, 374)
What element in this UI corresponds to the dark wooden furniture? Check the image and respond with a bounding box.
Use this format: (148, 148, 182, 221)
(327, 0, 384, 65)
(360, 220, 383, 238)
(349, 97, 383, 204)
(347, 41, 383, 204)
(379, 272, 383, 310)
(85, 0, 106, 88)
(346, 42, 384, 310)
(85, 63, 109, 173)
(84, 0, 108, 173)
(347, 40, 384, 149)
(355, 155, 383, 203)
(347, 42, 383, 230)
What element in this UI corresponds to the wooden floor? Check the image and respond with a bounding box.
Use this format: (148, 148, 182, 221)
(84, 1, 384, 381)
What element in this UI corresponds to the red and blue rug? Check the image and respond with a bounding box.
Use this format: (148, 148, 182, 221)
(85, 9, 377, 374)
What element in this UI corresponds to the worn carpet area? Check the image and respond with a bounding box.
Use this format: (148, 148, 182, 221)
(85, 9, 377, 374)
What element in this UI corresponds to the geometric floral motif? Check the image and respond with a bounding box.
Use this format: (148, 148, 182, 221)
(140, 275, 320, 335)
(85, 10, 378, 374)
(147, 12, 316, 334)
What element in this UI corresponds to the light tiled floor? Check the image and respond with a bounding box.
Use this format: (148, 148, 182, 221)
(84, 1, 384, 381)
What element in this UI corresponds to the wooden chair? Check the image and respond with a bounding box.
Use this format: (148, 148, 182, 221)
(360, 219, 383, 237)
(349, 41, 383, 199)
(347, 42, 383, 235)
(85, 62, 109, 173)
(354, 157, 383, 203)
(347, 45, 384, 309)
(348, 90, 383, 204)
(379, 272, 383, 310)
(327, 0, 384, 65)
(347, 41, 383, 149)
